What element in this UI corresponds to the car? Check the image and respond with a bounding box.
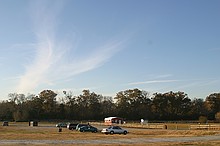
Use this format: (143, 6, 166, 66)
(2, 121, 9, 126)
(101, 126, 128, 135)
(55, 123, 68, 128)
(67, 123, 79, 130)
(78, 125, 98, 133)
(76, 124, 88, 131)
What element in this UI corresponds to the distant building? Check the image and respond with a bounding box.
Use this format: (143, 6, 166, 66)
(104, 117, 124, 125)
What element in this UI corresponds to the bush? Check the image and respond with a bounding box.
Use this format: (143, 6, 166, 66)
(199, 116, 208, 123)
(215, 112, 220, 122)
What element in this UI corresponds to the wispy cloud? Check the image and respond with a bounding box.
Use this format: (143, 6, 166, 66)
(165, 78, 220, 93)
(125, 74, 177, 86)
(2, 76, 21, 81)
(127, 80, 179, 86)
(210, 48, 220, 51)
(16, 0, 127, 93)
(155, 74, 173, 79)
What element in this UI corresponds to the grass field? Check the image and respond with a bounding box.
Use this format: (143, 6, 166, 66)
(0, 122, 220, 146)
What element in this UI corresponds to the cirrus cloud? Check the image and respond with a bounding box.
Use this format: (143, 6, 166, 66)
(16, 0, 128, 94)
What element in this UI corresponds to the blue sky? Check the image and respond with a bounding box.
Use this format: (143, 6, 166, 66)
(0, 0, 220, 100)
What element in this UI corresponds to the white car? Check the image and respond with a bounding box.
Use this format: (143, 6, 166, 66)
(101, 126, 128, 135)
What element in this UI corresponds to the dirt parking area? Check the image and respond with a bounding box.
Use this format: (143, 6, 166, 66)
(0, 123, 220, 146)
(1, 135, 220, 145)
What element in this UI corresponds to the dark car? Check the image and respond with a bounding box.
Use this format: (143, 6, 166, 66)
(76, 124, 88, 131)
(2, 121, 9, 126)
(67, 123, 79, 130)
(78, 125, 98, 133)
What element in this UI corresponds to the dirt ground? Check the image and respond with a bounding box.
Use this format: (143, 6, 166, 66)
(0, 122, 220, 146)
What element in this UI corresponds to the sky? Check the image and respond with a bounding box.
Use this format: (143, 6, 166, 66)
(0, 0, 220, 101)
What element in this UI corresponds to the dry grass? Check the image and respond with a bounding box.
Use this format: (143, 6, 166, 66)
(1, 126, 219, 140)
(0, 122, 220, 146)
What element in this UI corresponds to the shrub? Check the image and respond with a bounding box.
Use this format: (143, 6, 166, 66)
(199, 116, 208, 123)
(215, 112, 220, 122)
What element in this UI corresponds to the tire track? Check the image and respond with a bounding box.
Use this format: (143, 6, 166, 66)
(0, 135, 220, 145)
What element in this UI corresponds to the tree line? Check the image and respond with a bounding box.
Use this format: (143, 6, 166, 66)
(0, 88, 220, 122)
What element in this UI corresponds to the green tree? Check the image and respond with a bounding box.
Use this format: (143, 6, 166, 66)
(76, 90, 101, 120)
(39, 90, 57, 119)
(205, 93, 220, 119)
(115, 90, 133, 119)
(215, 112, 220, 122)
(7, 93, 29, 121)
(100, 96, 116, 118)
(63, 91, 76, 119)
(26, 95, 44, 120)
(189, 98, 206, 120)
(8, 93, 26, 104)
(0, 101, 15, 120)
(87, 92, 102, 120)
(152, 91, 191, 120)
(115, 88, 152, 120)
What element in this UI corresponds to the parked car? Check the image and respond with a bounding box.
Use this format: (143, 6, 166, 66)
(101, 126, 128, 135)
(2, 121, 9, 126)
(78, 125, 98, 133)
(56, 123, 68, 128)
(76, 124, 88, 131)
(67, 123, 79, 130)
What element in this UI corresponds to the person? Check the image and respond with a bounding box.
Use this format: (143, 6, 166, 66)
(58, 126, 62, 132)
(141, 119, 144, 125)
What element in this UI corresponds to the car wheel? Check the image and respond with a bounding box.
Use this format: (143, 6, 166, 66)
(110, 131, 114, 134)
(123, 131, 127, 135)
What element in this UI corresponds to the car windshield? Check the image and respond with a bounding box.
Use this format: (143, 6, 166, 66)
(113, 126, 121, 129)
(108, 126, 121, 129)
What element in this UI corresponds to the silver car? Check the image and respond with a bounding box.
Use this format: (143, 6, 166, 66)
(56, 123, 68, 128)
(101, 126, 128, 135)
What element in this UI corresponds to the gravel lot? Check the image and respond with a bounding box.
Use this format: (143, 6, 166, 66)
(1, 123, 220, 145)
(1, 134, 220, 145)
